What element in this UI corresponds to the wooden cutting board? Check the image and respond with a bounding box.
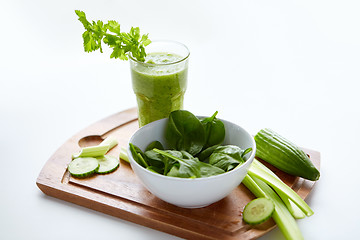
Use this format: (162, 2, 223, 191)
(36, 107, 320, 240)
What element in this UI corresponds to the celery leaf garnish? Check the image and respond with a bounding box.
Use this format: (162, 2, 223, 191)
(75, 10, 151, 62)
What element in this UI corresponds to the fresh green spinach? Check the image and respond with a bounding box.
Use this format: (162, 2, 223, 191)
(145, 149, 181, 175)
(129, 110, 253, 179)
(200, 111, 225, 149)
(145, 141, 164, 151)
(197, 144, 220, 162)
(208, 145, 247, 171)
(129, 143, 148, 168)
(165, 110, 205, 156)
(153, 149, 225, 178)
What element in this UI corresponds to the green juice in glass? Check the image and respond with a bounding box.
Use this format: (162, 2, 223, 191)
(130, 47, 189, 127)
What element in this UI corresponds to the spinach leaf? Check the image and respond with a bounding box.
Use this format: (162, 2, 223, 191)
(155, 149, 200, 178)
(145, 149, 181, 175)
(165, 110, 205, 156)
(180, 150, 194, 159)
(194, 159, 226, 178)
(146, 166, 164, 174)
(153, 149, 225, 178)
(129, 143, 148, 168)
(208, 145, 247, 171)
(163, 150, 183, 175)
(197, 144, 220, 162)
(166, 163, 195, 178)
(145, 141, 164, 151)
(144, 149, 166, 169)
(200, 111, 225, 149)
(242, 147, 253, 158)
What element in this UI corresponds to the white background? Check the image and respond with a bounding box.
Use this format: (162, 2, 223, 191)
(1, 0, 359, 239)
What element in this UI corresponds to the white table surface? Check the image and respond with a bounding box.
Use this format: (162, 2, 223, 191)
(1, 1, 359, 239)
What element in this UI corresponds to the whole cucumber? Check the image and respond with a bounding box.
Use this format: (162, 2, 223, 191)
(254, 128, 320, 181)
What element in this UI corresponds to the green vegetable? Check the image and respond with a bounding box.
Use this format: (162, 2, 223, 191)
(129, 110, 253, 178)
(72, 136, 118, 159)
(254, 128, 320, 181)
(145, 141, 164, 151)
(165, 110, 206, 156)
(144, 149, 167, 169)
(68, 157, 100, 178)
(99, 136, 118, 149)
(119, 147, 130, 163)
(153, 149, 225, 178)
(243, 197, 275, 225)
(242, 174, 304, 240)
(145, 149, 180, 175)
(96, 155, 120, 174)
(75, 10, 151, 62)
(72, 145, 109, 159)
(208, 145, 246, 171)
(200, 111, 225, 149)
(69, 137, 120, 178)
(197, 144, 219, 162)
(129, 143, 148, 168)
(248, 162, 314, 217)
(253, 160, 305, 219)
(122, 121, 313, 240)
(146, 166, 163, 174)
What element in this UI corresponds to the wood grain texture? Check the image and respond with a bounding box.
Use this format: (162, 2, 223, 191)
(36, 107, 320, 240)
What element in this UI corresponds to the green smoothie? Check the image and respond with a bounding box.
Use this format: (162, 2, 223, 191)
(130, 52, 188, 127)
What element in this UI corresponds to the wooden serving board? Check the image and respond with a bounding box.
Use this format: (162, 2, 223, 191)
(36, 107, 320, 240)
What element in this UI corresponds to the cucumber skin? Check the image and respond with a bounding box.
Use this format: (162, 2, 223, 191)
(96, 156, 120, 174)
(96, 163, 119, 174)
(68, 164, 99, 178)
(254, 128, 320, 181)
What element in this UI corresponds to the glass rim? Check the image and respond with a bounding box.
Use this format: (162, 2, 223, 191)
(129, 40, 190, 66)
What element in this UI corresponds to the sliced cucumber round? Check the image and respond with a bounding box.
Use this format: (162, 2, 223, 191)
(96, 155, 120, 174)
(68, 157, 99, 178)
(243, 198, 275, 225)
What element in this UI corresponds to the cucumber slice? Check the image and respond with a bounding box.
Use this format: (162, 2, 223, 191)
(243, 198, 275, 225)
(96, 155, 120, 174)
(68, 157, 99, 178)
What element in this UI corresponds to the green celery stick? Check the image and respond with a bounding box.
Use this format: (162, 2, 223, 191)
(99, 136, 118, 150)
(248, 163, 314, 217)
(72, 136, 118, 159)
(253, 160, 306, 219)
(119, 147, 130, 163)
(242, 175, 304, 240)
(72, 145, 110, 159)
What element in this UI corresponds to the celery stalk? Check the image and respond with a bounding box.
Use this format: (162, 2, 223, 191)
(99, 137, 118, 150)
(120, 147, 130, 163)
(242, 175, 267, 198)
(248, 163, 314, 217)
(286, 199, 306, 219)
(72, 136, 118, 159)
(253, 160, 305, 219)
(72, 145, 110, 159)
(243, 175, 304, 240)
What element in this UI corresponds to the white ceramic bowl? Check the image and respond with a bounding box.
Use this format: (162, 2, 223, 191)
(127, 117, 256, 208)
